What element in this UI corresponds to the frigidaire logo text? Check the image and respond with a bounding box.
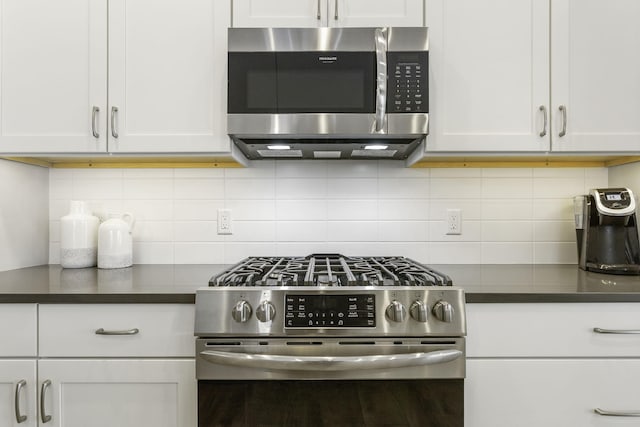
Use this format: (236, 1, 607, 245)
(319, 56, 337, 62)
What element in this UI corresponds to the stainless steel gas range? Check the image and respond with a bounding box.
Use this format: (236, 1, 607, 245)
(195, 254, 466, 427)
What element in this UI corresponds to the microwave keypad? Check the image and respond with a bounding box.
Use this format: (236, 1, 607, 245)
(387, 52, 428, 113)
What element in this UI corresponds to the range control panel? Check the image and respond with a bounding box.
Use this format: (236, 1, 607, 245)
(387, 51, 428, 113)
(285, 294, 376, 328)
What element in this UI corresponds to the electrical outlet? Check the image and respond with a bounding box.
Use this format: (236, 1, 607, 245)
(446, 208, 462, 235)
(217, 208, 232, 235)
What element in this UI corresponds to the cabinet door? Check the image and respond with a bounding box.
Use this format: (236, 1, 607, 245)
(108, 0, 231, 153)
(0, 0, 107, 154)
(233, 0, 328, 27)
(466, 359, 640, 427)
(425, 0, 550, 152)
(551, 0, 640, 152)
(38, 359, 196, 427)
(332, 0, 423, 27)
(0, 360, 36, 427)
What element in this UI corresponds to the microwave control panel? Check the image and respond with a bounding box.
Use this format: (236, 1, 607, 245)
(387, 52, 428, 113)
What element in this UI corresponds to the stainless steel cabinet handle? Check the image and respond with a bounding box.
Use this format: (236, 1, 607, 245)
(317, 0, 321, 19)
(15, 380, 27, 423)
(593, 327, 640, 334)
(334, 0, 338, 20)
(40, 380, 51, 423)
(558, 105, 567, 137)
(595, 408, 640, 417)
(111, 106, 119, 139)
(91, 106, 100, 138)
(539, 105, 547, 137)
(200, 349, 462, 371)
(95, 327, 139, 335)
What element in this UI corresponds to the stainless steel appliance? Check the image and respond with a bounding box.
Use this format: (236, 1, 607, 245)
(195, 254, 465, 426)
(227, 27, 429, 160)
(574, 188, 640, 274)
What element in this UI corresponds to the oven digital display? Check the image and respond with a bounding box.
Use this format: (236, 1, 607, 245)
(285, 294, 376, 328)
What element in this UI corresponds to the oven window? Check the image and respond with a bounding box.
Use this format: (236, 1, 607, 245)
(228, 51, 376, 114)
(199, 379, 463, 427)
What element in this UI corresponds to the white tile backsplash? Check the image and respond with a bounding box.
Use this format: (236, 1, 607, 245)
(276, 178, 327, 199)
(46, 163, 609, 264)
(276, 200, 328, 220)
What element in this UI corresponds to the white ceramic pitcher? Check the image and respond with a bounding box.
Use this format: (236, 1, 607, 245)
(98, 212, 135, 269)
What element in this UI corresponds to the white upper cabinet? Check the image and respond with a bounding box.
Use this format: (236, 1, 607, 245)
(424, 0, 550, 152)
(0, 0, 231, 155)
(551, 0, 640, 153)
(108, 0, 231, 153)
(232, 0, 423, 28)
(0, 0, 107, 154)
(332, 0, 424, 27)
(233, 0, 327, 27)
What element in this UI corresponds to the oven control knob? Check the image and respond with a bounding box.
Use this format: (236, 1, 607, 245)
(432, 300, 454, 323)
(256, 301, 276, 322)
(409, 300, 428, 322)
(231, 300, 252, 323)
(385, 300, 407, 323)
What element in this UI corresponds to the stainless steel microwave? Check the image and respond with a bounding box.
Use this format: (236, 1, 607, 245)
(227, 27, 429, 160)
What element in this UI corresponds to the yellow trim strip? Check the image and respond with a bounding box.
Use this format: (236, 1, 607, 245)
(50, 161, 243, 169)
(2, 157, 53, 168)
(604, 157, 640, 168)
(411, 160, 608, 168)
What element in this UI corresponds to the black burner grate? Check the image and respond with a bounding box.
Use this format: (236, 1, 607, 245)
(210, 254, 452, 287)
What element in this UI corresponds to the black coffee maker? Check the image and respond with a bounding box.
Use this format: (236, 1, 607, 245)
(574, 188, 640, 275)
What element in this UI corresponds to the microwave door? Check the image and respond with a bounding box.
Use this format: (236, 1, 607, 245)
(274, 52, 376, 114)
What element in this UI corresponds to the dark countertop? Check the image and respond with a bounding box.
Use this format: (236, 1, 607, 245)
(0, 264, 225, 303)
(432, 264, 640, 303)
(0, 264, 640, 304)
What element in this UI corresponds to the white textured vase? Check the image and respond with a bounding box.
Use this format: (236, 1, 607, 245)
(98, 213, 135, 269)
(60, 201, 99, 268)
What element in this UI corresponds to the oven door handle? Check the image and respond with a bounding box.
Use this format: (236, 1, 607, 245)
(199, 349, 462, 371)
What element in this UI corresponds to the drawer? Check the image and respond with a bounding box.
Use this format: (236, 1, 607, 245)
(39, 304, 195, 357)
(0, 304, 37, 356)
(466, 359, 640, 427)
(467, 303, 640, 357)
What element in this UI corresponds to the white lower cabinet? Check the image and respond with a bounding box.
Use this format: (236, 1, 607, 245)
(0, 304, 37, 426)
(37, 304, 196, 427)
(0, 361, 37, 427)
(466, 303, 640, 427)
(38, 359, 195, 427)
(466, 359, 640, 427)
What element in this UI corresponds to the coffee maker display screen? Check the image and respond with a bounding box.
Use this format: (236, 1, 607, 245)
(606, 193, 622, 201)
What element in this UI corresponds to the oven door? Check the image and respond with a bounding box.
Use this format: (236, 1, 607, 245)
(196, 337, 464, 427)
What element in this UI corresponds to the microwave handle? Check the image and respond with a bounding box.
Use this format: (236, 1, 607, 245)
(374, 27, 388, 133)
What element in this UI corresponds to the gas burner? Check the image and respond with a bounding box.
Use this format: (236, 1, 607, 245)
(210, 254, 452, 287)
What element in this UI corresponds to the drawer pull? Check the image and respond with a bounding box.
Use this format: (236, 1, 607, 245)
(593, 327, 640, 334)
(595, 408, 640, 417)
(95, 328, 139, 336)
(40, 380, 51, 423)
(15, 380, 27, 423)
